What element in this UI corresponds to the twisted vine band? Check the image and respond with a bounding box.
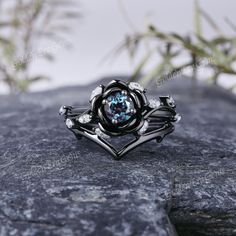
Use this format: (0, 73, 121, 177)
(59, 80, 181, 159)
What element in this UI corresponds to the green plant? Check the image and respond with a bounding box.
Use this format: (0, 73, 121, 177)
(121, 0, 236, 88)
(0, 0, 80, 93)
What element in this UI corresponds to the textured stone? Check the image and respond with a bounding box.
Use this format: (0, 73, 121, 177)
(0, 76, 235, 236)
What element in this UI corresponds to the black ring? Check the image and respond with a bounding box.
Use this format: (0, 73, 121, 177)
(59, 80, 181, 159)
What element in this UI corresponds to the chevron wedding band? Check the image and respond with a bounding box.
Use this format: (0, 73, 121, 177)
(59, 80, 181, 159)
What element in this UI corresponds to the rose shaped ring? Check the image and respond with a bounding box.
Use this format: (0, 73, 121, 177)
(59, 80, 181, 159)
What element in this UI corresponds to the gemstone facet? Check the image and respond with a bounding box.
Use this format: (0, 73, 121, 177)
(59, 106, 66, 115)
(174, 114, 181, 123)
(167, 96, 175, 107)
(128, 82, 144, 91)
(90, 86, 103, 101)
(95, 128, 110, 139)
(77, 114, 91, 124)
(138, 120, 149, 134)
(149, 99, 161, 108)
(104, 91, 134, 124)
(66, 119, 74, 128)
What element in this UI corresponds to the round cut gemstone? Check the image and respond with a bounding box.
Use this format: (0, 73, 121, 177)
(104, 91, 134, 124)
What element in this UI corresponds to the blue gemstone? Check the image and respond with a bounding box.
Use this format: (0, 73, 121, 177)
(104, 91, 134, 123)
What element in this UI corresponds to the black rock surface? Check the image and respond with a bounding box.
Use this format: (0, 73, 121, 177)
(0, 76, 235, 236)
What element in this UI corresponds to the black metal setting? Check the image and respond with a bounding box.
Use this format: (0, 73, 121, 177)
(59, 80, 181, 160)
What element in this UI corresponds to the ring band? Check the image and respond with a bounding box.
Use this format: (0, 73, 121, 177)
(59, 80, 181, 159)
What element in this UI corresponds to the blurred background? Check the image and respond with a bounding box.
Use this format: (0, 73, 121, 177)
(0, 0, 236, 94)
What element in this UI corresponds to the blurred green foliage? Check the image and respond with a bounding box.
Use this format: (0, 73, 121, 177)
(122, 0, 236, 88)
(0, 0, 80, 93)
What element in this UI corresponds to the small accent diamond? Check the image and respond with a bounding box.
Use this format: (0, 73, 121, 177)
(128, 82, 144, 91)
(149, 99, 161, 108)
(174, 114, 181, 123)
(90, 86, 103, 100)
(78, 114, 92, 124)
(59, 106, 66, 115)
(167, 96, 175, 107)
(95, 128, 110, 139)
(66, 119, 74, 128)
(138, 120, 149, 134)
